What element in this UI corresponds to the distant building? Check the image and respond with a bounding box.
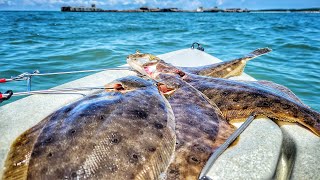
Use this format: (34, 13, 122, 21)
(204, 6, 222, 12)
(139, 6, 149, 12)
(197, 7, 204, 12)
(224, 8, 250, 12)
(61, 4, 104, 12)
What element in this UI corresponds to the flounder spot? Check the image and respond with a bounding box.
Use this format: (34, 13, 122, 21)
(47, 152, 53, 158)
(70, 172, 77, 178)
(148, 147, 156, 152)
(131, 110, 148, 119)
(67, 129, 77, 136)
(99, 115, 106, 120)
(256, 101, 271, 108)
(31, 149, 41, 157)
(128, 151, 140, 164)
(110, 133, 122, 145)
(41, 167, 48, 174)
(192, 144, 208, 153)
(281, 103, 290, 109)
(188, 155, 201, 164)
(154, 122, 164, 129)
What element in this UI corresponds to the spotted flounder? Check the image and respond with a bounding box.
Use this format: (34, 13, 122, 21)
(156, 73, 236, 179)
(127, 48, 271, 79)
(128, 57, 320, 137)
(3, 76, 176, 179)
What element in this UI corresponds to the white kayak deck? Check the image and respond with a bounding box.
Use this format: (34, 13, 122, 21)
(0, 48, 319, 179)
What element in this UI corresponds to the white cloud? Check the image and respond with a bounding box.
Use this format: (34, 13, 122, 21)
(216, 0, 224, 6)
(0, 0, 15, 5)
(1, 0, 212, 9)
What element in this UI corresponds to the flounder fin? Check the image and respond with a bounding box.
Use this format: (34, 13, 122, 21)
(3, 117, 51, 180)
(180, 48, 272, 78)
(254, 80, 307, 107)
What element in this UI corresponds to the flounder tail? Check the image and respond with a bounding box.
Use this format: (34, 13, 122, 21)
(180, 47, 272, 78)
(220, 47, 272, 78)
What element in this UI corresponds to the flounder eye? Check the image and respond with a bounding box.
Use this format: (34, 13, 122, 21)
(175, 70, 185, 77)
(113, 84, 125, 91)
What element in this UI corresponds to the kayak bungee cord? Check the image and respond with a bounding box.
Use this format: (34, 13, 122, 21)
(0, 67, 131, 83)
(0, 67, 132, 92)
(198, 113, 256, 180)
(0, 86, 117, 103)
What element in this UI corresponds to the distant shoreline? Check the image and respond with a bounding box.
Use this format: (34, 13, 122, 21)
(60, 5, 320, 13)
(1, 8, 320, 13)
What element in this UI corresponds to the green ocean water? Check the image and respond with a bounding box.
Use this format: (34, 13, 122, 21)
(0, 12, 319, 110)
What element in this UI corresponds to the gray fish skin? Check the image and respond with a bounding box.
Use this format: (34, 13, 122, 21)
(155, 73, 236, 180)
(128, 57, 320, 137)
(180, 48, 272, 78)
(3, 76, 176, 180)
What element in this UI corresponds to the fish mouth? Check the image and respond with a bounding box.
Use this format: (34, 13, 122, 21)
(143, 64, 158, 78)
(157, 82, 176, 98)
(105, 83, 130, 93)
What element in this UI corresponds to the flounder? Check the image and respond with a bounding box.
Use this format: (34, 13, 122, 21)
(128, 56, 320, 137)
(3, 76, 176, 179)
(156, 73, 236, 179)
(127, 48, 271, 79)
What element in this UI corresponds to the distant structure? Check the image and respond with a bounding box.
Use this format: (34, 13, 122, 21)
(196, 7, 204, 12)
(61, 4, 252, 13)
(224, 8, 250, 12)
(61, 4, 104, 12)
(61, 5, 181, 12)
(203, 6, 222, 12)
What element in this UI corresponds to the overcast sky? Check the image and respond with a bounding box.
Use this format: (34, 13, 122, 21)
(0, 0, 319, 11)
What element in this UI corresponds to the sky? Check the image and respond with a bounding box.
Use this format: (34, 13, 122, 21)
(0, 0, 319, 11)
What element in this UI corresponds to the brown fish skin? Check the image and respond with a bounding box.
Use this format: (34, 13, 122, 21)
(128, 58, 320, 137)
(127, 48, 271, 79)
(3, 117, 51, 180)
(4, 76, 176, 180)
(181, 48, 272, 78)
(184, 74, 320, 136)
(155, 73, 236, 180)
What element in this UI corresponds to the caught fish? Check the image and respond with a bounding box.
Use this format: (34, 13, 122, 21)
(127, 47, 271, 79)
(128, 56, 320, 137)
(156, 73, 236, 179)
(3, 76, 176, 179)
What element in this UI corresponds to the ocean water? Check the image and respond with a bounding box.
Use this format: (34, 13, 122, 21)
(0, 12, 319, 110)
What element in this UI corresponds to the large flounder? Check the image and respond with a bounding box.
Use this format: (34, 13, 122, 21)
(156, 73, 236, 180)
(128, 58, 320, 137)
(3, 76, 176, 180)
(127, 48, 271, 79)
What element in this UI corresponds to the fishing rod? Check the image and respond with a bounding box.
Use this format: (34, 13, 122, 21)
(198, 113, 256, 180)
(0, 86, 116, 103)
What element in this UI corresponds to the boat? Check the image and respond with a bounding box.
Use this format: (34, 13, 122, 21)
(0, 46, 319, 179)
